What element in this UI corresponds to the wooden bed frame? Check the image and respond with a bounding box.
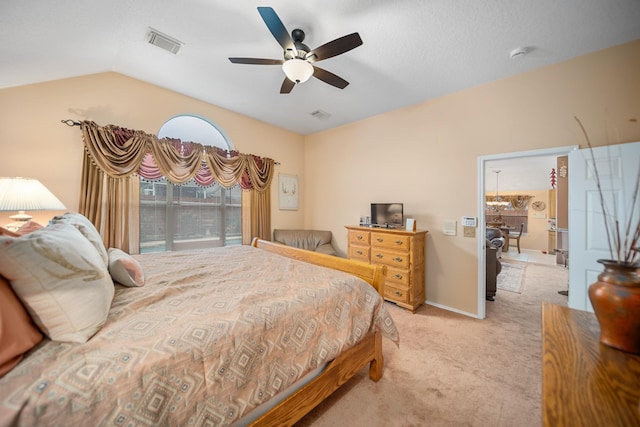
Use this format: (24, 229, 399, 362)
(249, 239, 387, 426)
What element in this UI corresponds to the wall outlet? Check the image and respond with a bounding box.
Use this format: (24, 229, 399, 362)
(463, 227, 476, 238)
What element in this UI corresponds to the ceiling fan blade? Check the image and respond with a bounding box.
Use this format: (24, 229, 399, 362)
(257, 7, 295, 54)
(280, 77, 295, 94)
(308, 33, 363, 62)
(229, 57, 283, 65)
(312, 66, 349, 89)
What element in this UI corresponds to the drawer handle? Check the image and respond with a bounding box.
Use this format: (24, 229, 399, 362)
(375, 253, 383, 259)
(395, 240, 403, 245)
(394, 290, 403, 296)
(356, 250, 363, 255)
(394, 274, 403, 279)
(357, 235, 363, 240)
(393, 257, 404, 262)
(376, 237, 383, 242)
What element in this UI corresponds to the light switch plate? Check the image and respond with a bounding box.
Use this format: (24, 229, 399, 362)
(463, 227, 476, 238)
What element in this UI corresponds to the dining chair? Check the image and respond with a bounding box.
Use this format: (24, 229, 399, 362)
(508, 223, 524, 253)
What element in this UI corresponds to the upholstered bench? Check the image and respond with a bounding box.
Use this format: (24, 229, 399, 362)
(272, 229, 337, 256)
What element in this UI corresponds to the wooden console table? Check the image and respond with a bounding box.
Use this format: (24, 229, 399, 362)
(541, 303, 640, 426)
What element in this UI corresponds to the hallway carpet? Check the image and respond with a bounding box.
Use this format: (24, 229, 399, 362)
(297, 262, 569, 427)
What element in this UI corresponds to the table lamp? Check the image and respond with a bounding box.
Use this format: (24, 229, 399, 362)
(0, 177, 66, 231)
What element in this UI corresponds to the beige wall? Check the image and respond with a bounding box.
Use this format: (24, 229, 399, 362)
(0, 72, 305, 231)
(1, 40, 639, 317)
(304, 40, 640, 316)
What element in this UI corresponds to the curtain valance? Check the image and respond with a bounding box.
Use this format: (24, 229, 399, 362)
(81, 120, 274, 191)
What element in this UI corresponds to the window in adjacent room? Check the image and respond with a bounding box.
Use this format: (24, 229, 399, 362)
(139, 115, 241, 253)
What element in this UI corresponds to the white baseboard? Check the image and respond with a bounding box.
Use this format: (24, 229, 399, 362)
(424, 300, 483, 319)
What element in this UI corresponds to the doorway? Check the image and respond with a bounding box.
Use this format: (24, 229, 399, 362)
(476, 145, 578, 319)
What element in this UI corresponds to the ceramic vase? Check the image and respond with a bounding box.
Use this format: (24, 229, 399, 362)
(588, 259, 640, 354)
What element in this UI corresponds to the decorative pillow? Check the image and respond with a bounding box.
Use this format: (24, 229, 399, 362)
(0, 223, 114, 343)
(49, 212, 108, 266)
(15, 221, 44, 235)
(108, 248, 145, 287)
(0, 275, 43, 377)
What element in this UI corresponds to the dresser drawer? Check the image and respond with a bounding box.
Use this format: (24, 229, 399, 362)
(371, 232, 410, 251)
(384, 284, 410, 304)
(349, 230, 371, 246)
(349, 245, 370, 262)
(371, 249, 410, 269)
(385, 266, 410, 287)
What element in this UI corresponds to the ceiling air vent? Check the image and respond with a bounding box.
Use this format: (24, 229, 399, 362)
(146, 27, 183, 55)
(310, 109, 331, 120)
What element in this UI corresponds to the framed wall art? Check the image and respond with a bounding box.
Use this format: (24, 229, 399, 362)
(278, 173, 299, 210)
(405, 218, 416, 231)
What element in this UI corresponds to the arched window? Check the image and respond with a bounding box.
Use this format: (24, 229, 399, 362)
(157, 115, 233, 150)
(139, 115, 242, 252)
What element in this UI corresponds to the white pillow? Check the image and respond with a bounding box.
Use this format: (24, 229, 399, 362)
(108, 248, 145, 287)
(0, 223, 114, 343)
(49, 212, 108, 267)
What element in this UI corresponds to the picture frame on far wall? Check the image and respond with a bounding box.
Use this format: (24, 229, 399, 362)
(278, 173, 299, 210)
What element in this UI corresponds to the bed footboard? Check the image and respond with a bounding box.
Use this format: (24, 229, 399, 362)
(251, 238, 386, 295)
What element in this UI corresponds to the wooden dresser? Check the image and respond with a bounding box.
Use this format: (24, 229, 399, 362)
(541, 302, 640, 426)
(345, 226, 427, 312)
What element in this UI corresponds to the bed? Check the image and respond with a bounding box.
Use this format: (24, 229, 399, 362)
(0, 217, 398, 427)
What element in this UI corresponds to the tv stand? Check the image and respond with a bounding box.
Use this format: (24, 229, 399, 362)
(345, 225, 428, 312)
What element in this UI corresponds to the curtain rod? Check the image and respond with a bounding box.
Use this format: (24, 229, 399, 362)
(60, 119, 280, 165)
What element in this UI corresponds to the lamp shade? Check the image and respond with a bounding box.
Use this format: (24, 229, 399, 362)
(0, 177, 66, 212)
(282, 58, 314, 84)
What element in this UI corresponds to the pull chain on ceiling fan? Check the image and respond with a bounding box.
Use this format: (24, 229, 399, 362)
(229, 7, 363, 94)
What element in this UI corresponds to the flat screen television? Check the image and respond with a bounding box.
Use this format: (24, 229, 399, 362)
(371, 203, 403, 228)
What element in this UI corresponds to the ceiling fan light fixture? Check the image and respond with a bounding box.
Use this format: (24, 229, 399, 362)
(282, 58, 313, 84)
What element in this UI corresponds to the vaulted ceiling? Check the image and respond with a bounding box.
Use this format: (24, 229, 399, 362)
(2, 0, 640, 135)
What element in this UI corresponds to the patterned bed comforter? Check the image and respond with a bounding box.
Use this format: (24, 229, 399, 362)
(0, 245, 398, 426)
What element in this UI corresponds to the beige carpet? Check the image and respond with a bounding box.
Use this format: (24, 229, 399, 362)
(297, 261, 569, 427)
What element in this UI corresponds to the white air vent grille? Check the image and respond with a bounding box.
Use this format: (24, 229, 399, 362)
(147, 28, 183, 55)
(310, 109, 331, 120)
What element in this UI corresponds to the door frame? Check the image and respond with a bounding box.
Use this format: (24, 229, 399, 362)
(476, 145, 578, 319)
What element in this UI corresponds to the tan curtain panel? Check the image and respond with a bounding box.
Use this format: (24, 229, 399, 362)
(251, 188, 271, 241)
(79, 151, 140, 253)
(78, 121, 275, 251)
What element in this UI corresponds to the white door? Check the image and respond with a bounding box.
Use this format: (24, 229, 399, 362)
(568, 141, 640, 311)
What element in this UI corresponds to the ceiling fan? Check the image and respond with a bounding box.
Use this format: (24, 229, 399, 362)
(229, 7, 363, 94)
